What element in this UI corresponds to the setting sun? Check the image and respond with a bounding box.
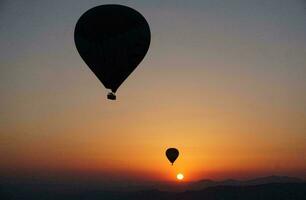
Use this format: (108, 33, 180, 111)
(176, 173, 184, 180)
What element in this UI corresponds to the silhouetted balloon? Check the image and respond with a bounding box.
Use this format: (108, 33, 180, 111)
(74, 4, 151, 100)
(166, 148, 179, 165)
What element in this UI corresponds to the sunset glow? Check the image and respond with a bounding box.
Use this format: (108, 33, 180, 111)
(177, 173, 184, 180)
(0, 0, 306, 186)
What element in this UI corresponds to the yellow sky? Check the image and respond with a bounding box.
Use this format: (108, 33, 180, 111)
(1, 0, 306, 182)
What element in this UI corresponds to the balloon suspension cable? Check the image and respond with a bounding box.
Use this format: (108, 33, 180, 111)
(107, 92, 116, 100)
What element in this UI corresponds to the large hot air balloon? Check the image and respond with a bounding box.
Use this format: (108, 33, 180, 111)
(166, 148, 179, 165)
(74, 5, 151, 100)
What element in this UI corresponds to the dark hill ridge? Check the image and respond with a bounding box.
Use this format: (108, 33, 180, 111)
(1, 176, 305, 200)
(175, 183, 306, 200)
(190, 175, 304, 190)
(2, 182, 305, 200)
(82, 183, 306, 200)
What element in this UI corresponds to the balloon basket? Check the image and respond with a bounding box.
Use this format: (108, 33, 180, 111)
(107, 92, 116, 100)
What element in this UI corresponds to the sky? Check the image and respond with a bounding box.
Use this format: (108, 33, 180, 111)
(1, 0, 306, 184)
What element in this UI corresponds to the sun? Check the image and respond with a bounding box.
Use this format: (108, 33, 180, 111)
(176, 173, 184, 180)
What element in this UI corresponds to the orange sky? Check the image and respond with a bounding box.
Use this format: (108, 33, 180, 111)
(0, 0, 306, 183)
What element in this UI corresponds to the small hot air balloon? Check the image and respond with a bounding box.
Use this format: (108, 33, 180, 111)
(166, 148, 179, 165)
(74, 4, 151, 100)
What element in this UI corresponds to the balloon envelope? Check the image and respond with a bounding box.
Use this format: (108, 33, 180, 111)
(166, 148, 179, 165)
(74, 4, 151, 94)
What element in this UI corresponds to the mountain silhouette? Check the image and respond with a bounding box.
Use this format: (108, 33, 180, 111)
(1, 176, 305, 200)
(190, 175, 304, 190)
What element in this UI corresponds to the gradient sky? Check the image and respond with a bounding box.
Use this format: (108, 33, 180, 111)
(1, 0, 306, 183)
